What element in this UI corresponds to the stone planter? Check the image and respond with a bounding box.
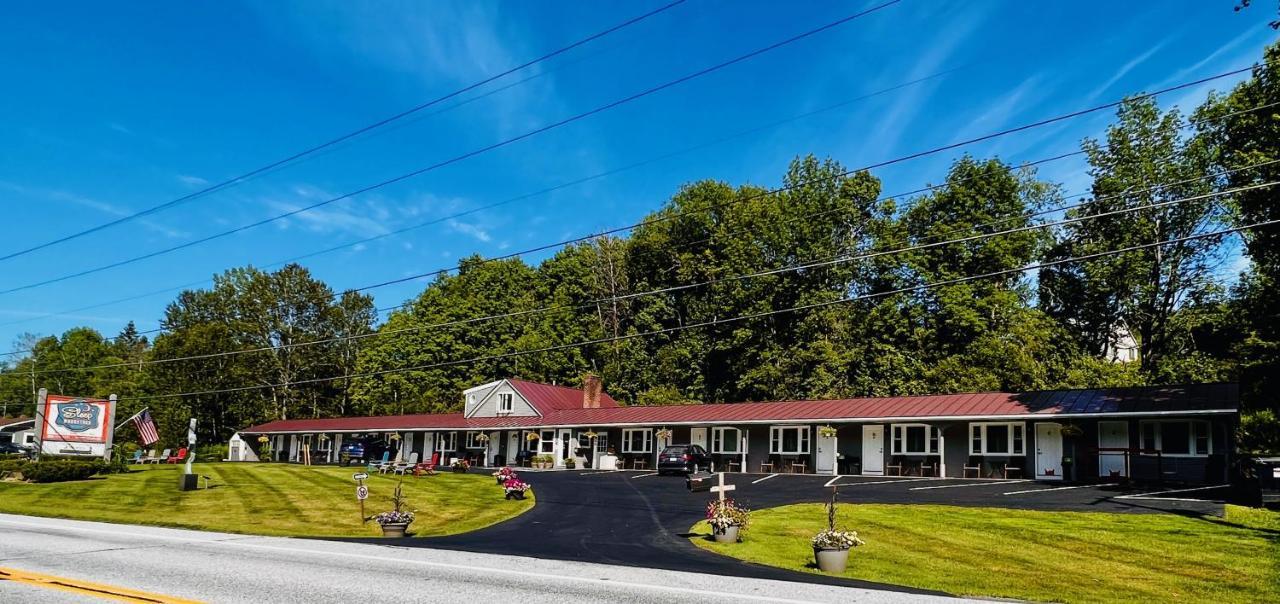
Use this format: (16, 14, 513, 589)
(713, 524, 740, 543)
(813, 547, 850, 573)
(505, 490, 527, 500)
(380, 522, 410, 538)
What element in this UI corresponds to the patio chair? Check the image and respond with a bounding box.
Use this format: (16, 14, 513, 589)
(138, 449, 158, 464)
(128, 450, 143, 464)
(165, 447, 187, 464)
(963, 457, 982, 478)
(632, 456, 648, 470)
(727, 458, 742, 473)
(1002, 461, 1022, 479)
(918, 459, 936, 477)
(149, 449, 170, 464)
(885, 456, 904, 476)
(789, 458, 807, 474)
(392, 452, 419, 475)
(759, 455, 776, 473)
(366, 451, 390, 474)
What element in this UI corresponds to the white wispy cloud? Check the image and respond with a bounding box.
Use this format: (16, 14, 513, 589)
(177, 174, 209, 187)
(1082, 40, 1170, 105)
(447, 219, 491, 243)
(0, 181, 187, 239)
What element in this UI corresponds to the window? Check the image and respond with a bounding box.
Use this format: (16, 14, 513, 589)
(969, 422, 1025, 455)
(594, 433, 609, 454)
(769, 426, 810, 455)
(436, 432, 457, 452)
(465, 431, 487, 449)
(622, 429, 652, 453)
(577, 430, 596, 449)
(539, 430, 556, 454)
(1139, 420, 1211, 457)
(497, 393, 514, 414)
(712, 427, 741, 454)
(891, 424, 940, 455)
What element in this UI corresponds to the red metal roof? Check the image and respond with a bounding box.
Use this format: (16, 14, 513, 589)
(0, 416, 33, 429)
(240, 383, 1237, 434)
(509, 379, 618, 414)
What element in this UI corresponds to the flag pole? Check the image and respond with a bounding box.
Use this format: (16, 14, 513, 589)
(114, 407, 148, 433)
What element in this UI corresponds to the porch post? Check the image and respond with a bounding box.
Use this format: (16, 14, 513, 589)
(939, 429, 946, 477)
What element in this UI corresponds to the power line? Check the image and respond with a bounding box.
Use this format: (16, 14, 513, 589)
(27, 177, 1275, 376)
(0, 64, 967, 333)
(4, 94, 1274, 359)
(0, 0, 689, 263)
(118, 218, 1280, 402)
(0, 2, 902, 296)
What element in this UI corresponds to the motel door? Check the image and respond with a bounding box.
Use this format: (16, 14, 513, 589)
(1035, 423, 1064, 481)
(1097, 421, 1129, 478)
(815, 428, 836, 475)
(690, 427, 708, 450)
(557, 428, 573, 467)
(861, 425, 884, 475)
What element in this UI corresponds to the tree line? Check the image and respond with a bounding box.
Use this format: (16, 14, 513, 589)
(3, 44, 1278, 451)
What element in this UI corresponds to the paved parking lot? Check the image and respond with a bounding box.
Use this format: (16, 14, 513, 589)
(346, 469, 1229, 594)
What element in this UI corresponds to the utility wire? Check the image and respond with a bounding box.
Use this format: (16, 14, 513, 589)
(0, 0, 689, 263)
(118, 218, 1280, 402)
(4, 94, 1274, 359)
(0, 2, 902, 296)
(27, 177, 1274, 376)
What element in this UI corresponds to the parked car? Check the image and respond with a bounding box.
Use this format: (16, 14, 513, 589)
(337, 438, 392, 466)
(657, 444, 711, 475)
(0, 442, 31, 457)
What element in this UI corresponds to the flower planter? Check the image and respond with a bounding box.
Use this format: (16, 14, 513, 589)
(380, 522, 411, 538)
(813, 547, 850, 573)
(713, 524, 739, 543)
(496, 476, 506, 485)
(505, 490, 527, 500)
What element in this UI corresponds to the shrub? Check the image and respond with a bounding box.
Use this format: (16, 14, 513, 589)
(0, 458, 30, 475)
(20, 459, 108, 483)
(196, 443, 228, 462)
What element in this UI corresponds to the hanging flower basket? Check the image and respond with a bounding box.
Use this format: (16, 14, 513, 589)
(655, 428, 673, 440)
(818, 425, 839, 438)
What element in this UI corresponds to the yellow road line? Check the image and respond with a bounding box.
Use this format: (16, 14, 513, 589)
(0, 566, 201, 603)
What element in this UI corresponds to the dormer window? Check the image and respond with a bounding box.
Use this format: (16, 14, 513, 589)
(497, 393, 513, 414)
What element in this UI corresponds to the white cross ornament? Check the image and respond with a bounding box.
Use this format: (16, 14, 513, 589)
(709, 471, 736, 502)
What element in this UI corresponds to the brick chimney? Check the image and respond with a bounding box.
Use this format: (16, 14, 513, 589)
(582, 374, 602, 409)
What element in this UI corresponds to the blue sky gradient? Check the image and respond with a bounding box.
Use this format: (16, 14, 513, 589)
(0, 1, 1274, 349)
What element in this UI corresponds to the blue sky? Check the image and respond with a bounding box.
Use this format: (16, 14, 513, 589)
(0, 1, 1274, 350)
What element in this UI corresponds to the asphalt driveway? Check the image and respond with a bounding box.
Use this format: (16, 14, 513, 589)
(341, 470, 1228, 594)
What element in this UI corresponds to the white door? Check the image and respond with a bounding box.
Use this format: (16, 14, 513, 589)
(690, 427, 708, 450)
(288, 435, 298, 462)
(422, 433, 436, 465)
(487, 431, 501, 465)
(861, 425, 884, 475)
(1098, 421, 1128, 478)
(816, 429, 837, 475)
(556, 428, 573, 467)
(507, 432, 520, 466)
(1035, 423, 1064, 481)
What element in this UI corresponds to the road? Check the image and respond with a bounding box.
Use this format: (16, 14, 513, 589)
(0, 513, 970, 603)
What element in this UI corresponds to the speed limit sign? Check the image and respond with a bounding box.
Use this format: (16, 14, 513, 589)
(355, 485, 369, 501)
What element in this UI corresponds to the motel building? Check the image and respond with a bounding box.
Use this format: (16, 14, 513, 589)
(233, 377, 1239, 484)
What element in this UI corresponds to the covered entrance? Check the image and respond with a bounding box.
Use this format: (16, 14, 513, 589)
(1097, 421, 1129, 478)
(861, 425, 884, 475)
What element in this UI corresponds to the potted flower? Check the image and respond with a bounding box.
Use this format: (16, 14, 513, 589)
(503, 477, 531, 500)
(810, 489, 865, 573)
(493, 466, 515, 485)
(257, 435, 272, 462)
(451, 459, 470, 473)
(372, 482, 415, 538)
(565, 457, 576, 469)
(819, 425, 839, 438)
(705, 498, 750, 543)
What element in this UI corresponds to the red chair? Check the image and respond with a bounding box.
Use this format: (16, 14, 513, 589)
(429, 451, 441, 469)
(166, 447, 187, 464)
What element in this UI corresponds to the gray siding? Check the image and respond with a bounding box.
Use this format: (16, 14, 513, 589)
(469, 382, 539, 418)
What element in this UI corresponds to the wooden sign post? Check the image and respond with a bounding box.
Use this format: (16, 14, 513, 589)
(709, 472, 736, 502)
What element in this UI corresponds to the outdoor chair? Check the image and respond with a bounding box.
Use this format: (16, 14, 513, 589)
(367, 451, 391, 474)
(759, 455, 777, 473)
(963, 457, 982, 478)
(128, 450, 143, 464)
(150, 449, 170, 464)
(727, 458, 742, 473)
(789, 458, 807, 474)
(885, 456, 904, 476)
(918, 459, 936, 477)
(392, 452, 419, 475)
(165, 447, 187, 464)
(138, 449, 158, 464)
(1002, 462, 1022, 479)
(632, 456, 648, 470)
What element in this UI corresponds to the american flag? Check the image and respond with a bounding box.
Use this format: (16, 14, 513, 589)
(134, 409, 160, 446)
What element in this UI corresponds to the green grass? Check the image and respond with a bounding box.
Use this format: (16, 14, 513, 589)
(0, 463, 532, 538)
(690, 503, 1280, 604)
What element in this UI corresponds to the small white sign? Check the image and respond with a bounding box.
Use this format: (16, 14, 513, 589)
(352, 472, 369, 481)
(1273, 468, 1280, 479)
(355, 485, 369, 501)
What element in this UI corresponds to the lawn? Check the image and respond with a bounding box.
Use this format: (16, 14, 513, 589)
(0, 463, 533, 538)
(690, 503, 1280, 604)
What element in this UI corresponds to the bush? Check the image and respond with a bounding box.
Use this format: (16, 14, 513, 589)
(0, 458, 30, 475)
(196, 443, 228, 462)
(1240, 410, 1280, 454)
(20, 459, 108, 483)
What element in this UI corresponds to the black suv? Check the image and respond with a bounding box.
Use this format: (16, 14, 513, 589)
(657, 444, 711, 475)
